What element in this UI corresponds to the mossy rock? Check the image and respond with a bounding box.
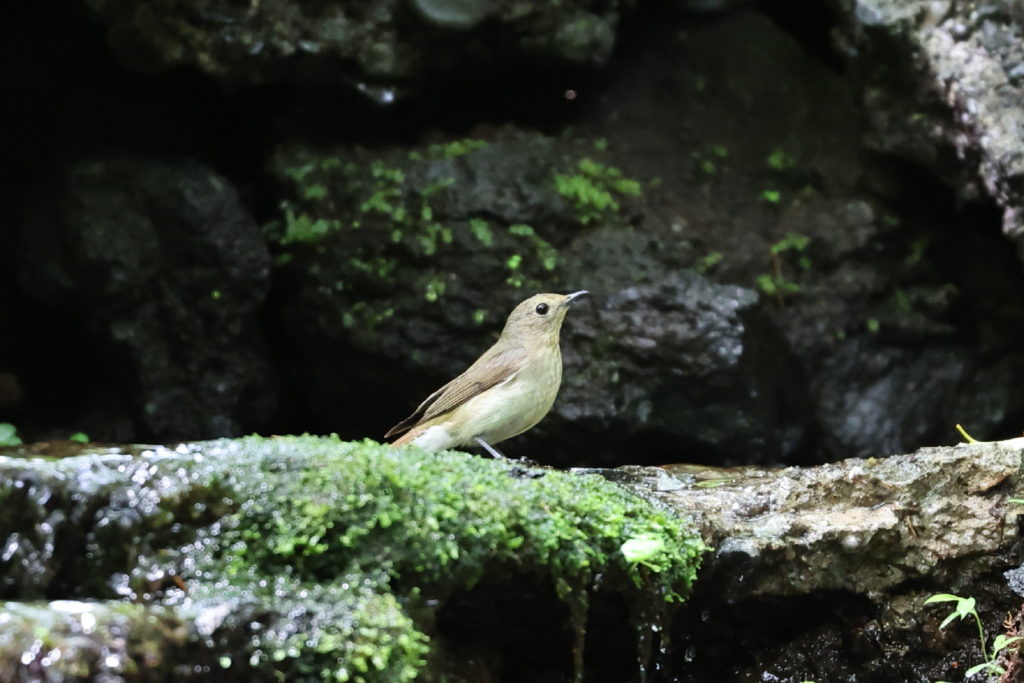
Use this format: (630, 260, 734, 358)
(0, 436, 705, 680)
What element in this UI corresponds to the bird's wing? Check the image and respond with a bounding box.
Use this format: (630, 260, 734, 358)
(384, 345, 526, 439)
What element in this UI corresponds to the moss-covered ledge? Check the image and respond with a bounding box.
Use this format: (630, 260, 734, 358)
(0, 436, 705, 681)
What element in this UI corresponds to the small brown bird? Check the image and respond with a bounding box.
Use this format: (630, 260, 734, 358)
(385, 291, 589, 457)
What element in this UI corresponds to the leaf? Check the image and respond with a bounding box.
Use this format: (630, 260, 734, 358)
(939, 612, 962, 630)
(957, 597, 977, 619)
(0, 422, 21, 446)
(965, 661, 1000, 677)
(621, 534, 666, 568)
(992, 634, 1024, 653)
(923, 594, 963, 605)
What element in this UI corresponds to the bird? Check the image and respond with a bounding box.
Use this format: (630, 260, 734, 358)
(385, 291, 589, 457)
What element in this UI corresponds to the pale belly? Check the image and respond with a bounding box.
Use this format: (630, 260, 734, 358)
(409, 349, 562, 451)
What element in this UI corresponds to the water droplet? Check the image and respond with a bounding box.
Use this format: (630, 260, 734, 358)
(81, 612, 97, 634)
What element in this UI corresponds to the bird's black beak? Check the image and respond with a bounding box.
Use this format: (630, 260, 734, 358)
(563, 290, 589, 306)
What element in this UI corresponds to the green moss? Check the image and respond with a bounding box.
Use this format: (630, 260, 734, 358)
(424, 139, 489, 159)
(340, 302, 395, 331)
(554, 157, 643, 226)
(209, 436, 704, 604)
(508, 223, 558, 272)
(1, 436, 705, 681)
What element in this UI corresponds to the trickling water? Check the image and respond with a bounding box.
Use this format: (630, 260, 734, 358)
(568, 593, 589, 683)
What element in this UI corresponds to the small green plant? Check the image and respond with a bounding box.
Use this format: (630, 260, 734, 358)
(690, 148, 723, 177)
(758, 233, 810, 303)
(0, 422, 21, 446)
(554, 158, 642, 225)
(766, 148, 796, 171)
(695, 251, 724, 275)
(621, 534, 669, 573)
(422, 138, 488, 160)
(760, 189, 781, 204)
(69, 432, 89, 443)
(925, 593, 1024, 681)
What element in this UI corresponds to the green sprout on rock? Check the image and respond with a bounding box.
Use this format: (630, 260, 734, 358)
(757, 232, 810, 304)
(554, 158, 642, 225)
(925, 593, 1024, 681)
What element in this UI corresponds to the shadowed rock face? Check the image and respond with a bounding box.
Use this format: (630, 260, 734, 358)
(85, 0, 632, 89)
(829, 0, 1024, 260)
(17, 159, 275, 441)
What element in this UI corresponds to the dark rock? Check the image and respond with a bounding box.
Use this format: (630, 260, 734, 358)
(17, 159, 274, 441)
(85, 0, 632, 90)
(830, 0, 1024, 261)
(267, 131, 805, 465)
(556, 267, 804, 464)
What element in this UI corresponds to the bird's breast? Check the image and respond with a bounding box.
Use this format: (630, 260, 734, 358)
(447, 345, 563, 445)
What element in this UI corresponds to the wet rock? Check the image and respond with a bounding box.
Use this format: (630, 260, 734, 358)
(0, 601, 188, 681)
(17, 159, 275, 442)
(0, 436, 704, 680)
(3, 436, 1019, 681)
(656, 439, 1024, 598)
(617, 438, 1024, 680)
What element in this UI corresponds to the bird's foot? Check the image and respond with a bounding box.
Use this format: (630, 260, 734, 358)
(474, 437, 508, 460)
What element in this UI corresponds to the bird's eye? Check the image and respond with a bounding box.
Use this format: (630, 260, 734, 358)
(535, 303, 549, 315)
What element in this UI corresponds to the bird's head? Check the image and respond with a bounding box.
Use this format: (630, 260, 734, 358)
(499, 291, 589, 344)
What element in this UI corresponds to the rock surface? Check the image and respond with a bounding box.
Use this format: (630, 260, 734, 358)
(831, 0, 1024, 260)
(0, 436, 703, 681)
(597, 438, 1024, 680)
(85, 0, 633, 91)
(3, 437, 1021, 681)
(17, 158, 275, 441)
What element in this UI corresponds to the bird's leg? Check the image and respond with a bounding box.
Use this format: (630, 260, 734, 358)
(474, 437, 508, 459)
